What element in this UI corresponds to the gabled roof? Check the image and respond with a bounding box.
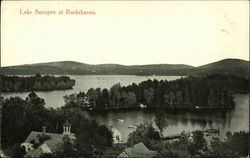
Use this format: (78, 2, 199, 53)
(117, 142, 157, 158)
(24, 131, 62, 144)
(24, 148, 43, 158)
(111, 127, 121, 134)
(23, 131, 65, 158)
(117, 152, 129, 158)
(43, 138, 63, 152)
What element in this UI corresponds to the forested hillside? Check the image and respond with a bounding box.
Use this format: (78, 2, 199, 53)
(1, 58, 248, 78)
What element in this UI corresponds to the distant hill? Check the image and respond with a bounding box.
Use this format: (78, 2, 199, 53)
(1, 58, 249, 78)
(193, 59, 249, 78)
(0, 61, 194, 76)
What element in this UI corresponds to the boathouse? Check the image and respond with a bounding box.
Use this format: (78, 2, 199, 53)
(110, 126, 122, 144)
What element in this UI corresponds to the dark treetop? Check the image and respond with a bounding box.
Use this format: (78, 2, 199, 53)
(63, 74, 249, 111)
(0, 73, 75, 92)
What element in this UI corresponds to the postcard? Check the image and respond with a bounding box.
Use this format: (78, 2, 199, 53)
(1, 1, 249, 158)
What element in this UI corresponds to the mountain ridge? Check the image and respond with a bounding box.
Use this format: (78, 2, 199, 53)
(1, 58, 249, 77)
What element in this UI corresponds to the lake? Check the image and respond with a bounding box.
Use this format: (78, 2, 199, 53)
(87, 94, 249, 141)
(2, 75, 249, 141)
(2, 75, 181, 108)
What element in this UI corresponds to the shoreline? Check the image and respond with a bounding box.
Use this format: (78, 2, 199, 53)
(84, 105, 235, 114)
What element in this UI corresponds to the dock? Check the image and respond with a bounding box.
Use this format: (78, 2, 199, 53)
(162, 128, 219, 141)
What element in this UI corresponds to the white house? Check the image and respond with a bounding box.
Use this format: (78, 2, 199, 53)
(110, 126, 122, 144)
(21, 120, 75, 158)
(140, 103, 147, 109)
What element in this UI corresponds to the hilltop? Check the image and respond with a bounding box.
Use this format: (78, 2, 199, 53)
(1, 58, 249, 78)
(192, 59, 249, 77)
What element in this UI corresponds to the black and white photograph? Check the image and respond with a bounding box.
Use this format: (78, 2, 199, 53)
(0, 1, 249, 158)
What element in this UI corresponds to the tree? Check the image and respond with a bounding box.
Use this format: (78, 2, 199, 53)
(143, 88, 154, 106)
(63, 92, 86, 109)
(183, 87, 191, 107)
(188, 130, 207, 157)
(35, 73, 42, 78)
(0, 74, 75, 92)
(127, 122, 161, 149)
(154, 110, 168, 135)
(127, 92, 136, 106)
(96, 125, 113, 147)
(110, 83, 122, 107)
(207, 89, 219, 107)
(208, 137, 232, 158)
(101, 88, 110, 108)
(63, 94, 78, 108)
(86, 88, 98, 107)
(26, 91, 45, 107)
(55, 135, 76, 158)
(58, 109, 113, 158)
(226, 131, 249, 157)
(122, 91, 136, 107)
(26, 92, 47, 132)
(208, 131, 249, 158)
(13, 143, 26, 158)
(2, 97, 29, 145)
(39, 153, 55, 158)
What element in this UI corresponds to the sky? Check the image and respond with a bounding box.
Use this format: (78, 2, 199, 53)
(1, 1, 249, 67)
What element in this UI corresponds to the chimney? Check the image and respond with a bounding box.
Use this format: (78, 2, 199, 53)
(42, 126, 46, 134)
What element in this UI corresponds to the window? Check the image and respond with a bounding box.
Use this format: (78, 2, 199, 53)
(116, 135, 120, 141)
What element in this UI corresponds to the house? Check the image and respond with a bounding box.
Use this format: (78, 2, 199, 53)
(117, 142, 157, 158)
(139, 104, 147, 109)
(110, 126, 122, 144)
(0, 150, 7, 158)
(21, 120, 75, 158)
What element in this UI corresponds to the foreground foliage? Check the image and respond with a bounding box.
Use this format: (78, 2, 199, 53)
(127, 123, 249, 158)
(1, 92, 113, 158)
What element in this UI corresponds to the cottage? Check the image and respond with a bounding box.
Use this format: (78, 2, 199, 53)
(21, 120, 75, 158)
(110, 126, 122, 144)
(117, 142, 157, 158)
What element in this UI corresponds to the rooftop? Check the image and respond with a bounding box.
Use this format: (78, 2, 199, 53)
(23, 131, 75, 158)
(117, 142, 157, 158)
(24, 131, 62, 144)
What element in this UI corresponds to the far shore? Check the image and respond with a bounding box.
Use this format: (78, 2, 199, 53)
(83, 105, 235, 114)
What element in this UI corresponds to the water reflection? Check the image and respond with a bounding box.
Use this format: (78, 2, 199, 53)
(154, 110, 168, 134)
(90, 94, 248, 142)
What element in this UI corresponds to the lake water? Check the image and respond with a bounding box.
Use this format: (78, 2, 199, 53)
(87, 94, 249, 141)
(2, 75, 181, 108)
(2, 75, 249, 141)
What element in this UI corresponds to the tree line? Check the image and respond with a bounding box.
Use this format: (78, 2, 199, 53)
(63, 74, 249, 110)
(0, 73, 75, 92)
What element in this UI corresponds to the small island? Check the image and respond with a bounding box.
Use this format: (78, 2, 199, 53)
(63, 74, 249, 112)
(0, 73, 75, 92)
